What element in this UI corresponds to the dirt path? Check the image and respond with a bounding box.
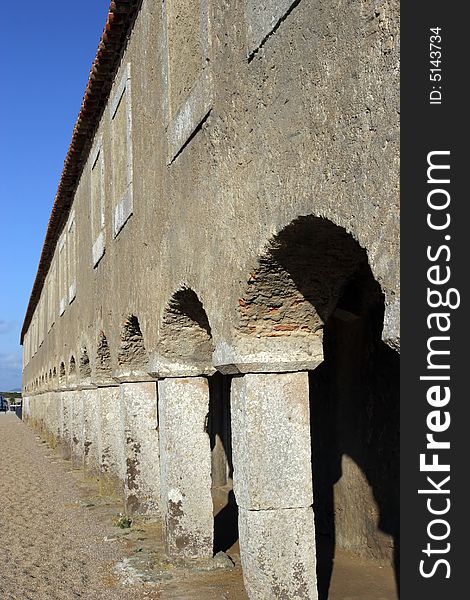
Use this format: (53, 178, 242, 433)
(0, 413, 144, 599)
(0, 413, 249, 600)
(0, 413, 397, 600)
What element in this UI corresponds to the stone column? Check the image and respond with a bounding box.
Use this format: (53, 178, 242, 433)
(82, 386, 101, 473)
(120, 381, 160, 515)
(22, 396, 30, 422)
(99, 386, 126, 485)
(231, 372, 317, 600)
(158, 376, 213, 559)
(59, 390, 72, 460)
(70, 390, 85, 468)
(51, 391, 62, 448)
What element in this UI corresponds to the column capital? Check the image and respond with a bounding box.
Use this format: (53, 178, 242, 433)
(112, 368, 156, 383)
(213, 335, 324, 374)
(148, 352, 215, 378)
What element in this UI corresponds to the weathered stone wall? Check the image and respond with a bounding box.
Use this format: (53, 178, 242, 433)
(22, 0, 399, 390)
(22, 1, 399, 598)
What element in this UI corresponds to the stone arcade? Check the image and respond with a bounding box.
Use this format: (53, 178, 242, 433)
(21, 1, 400, 598)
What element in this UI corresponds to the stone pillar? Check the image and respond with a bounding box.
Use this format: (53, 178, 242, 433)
(59, 391, 72, 460)
(158, 376, 213, 559)
(22, 396, 30, 421)
(82, 387, 101, 473)
(71, 391, 85, 467)
(120, 381, 160, 515)
(51, 391, 62, 448)
(231, 372, 317, 600)
(42, 392, 49, 433)
(99, 386, 126, 484)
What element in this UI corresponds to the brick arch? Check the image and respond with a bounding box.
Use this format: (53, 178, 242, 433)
(160, 287, 214, 367)
(59, 361, 66, 384)
(95, 331, 112, 380)
(69, 355, 77, 380)
(79, 344, 92, 379)
(117, 314, 147, 369)
(236, 215, 375, 340)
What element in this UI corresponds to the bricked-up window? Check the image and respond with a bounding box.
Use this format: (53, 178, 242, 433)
(109, 63, 133, 238)
(67, 213, 77, 304)
(32, 315, 37, 356)
(47, 259, 57, 332)
(23, 330, 29, 367)
(167, 0, 203, 114)
(38, 296, 44, 347)
(58, 234, 67, 316)
(90, 136, 105, 266)
(162, 0, 212, 163)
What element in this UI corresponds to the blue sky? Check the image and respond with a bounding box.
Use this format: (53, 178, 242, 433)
(0, 1, 110, 391)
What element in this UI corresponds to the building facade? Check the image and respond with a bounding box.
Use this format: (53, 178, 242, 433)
(21, 1, 400, 598)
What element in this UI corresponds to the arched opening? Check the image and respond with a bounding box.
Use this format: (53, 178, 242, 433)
(236, 215, 399, 599)
(159, 287, 238, 558)
(96, 331, 112, 380)
(69, 355, 77, 382)
(79, 346, 92, 379)
(59, 361, 66, 385)
(160, 288, 213, 365)
(118, 315, 146, 368)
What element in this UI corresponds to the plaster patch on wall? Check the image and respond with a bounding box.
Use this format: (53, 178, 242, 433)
(91, 135, 106, 265)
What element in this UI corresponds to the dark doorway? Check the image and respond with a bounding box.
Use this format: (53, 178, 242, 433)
(310, 266, 400, 599)
(209, 372, 239, 555)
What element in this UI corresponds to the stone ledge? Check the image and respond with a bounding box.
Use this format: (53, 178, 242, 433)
(213, 335, 324, 374)
(148, 352, 215, 378)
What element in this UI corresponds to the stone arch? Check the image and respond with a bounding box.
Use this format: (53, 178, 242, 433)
(96, 331, 112, 380)
(155, 288, 238, 559)
(233, 216, 370, 365)
(117, 315, 147, 368)
(152, 287, 214, 376)
(69, 355, 77, 380)
(229, 215, 399, 597)
(79, 345, 92, 378)
(59, 361, 66, 384)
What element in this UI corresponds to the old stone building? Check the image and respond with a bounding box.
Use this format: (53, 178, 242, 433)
(21, 1, 399, 598)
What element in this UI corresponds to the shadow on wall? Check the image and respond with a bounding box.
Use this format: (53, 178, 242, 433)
(236, 215, 399, 599)
(209, 372, 239, 555)
(309, 266, 400, 600)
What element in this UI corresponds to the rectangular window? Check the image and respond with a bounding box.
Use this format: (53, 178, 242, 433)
(162, 0, 212, 163)
(110, 63, 133, 238)
(91, 136, 105, 266)
(24, 332, 29, 368)
(67, 213, 77, 304)
(38, 296, 44, 347)
(48, 259, 56, 332)
(58, 234, 67, 316)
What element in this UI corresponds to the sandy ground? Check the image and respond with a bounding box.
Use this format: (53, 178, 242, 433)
(0, 413, 143, 599)
(0, 413, 397, 599)
(0, 413, 248, 600)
